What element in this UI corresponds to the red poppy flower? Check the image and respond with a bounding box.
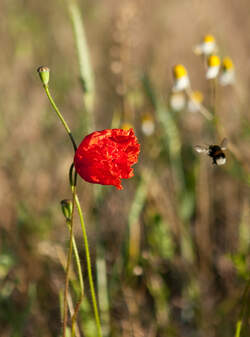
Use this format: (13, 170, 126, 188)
(74, 128, 140, 190)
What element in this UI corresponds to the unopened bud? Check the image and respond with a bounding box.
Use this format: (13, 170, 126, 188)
(37, 66, 50, 86)
(61, 199, 73, 221)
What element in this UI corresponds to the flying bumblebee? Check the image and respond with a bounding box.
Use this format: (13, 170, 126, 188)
(194, 138, 228, 165)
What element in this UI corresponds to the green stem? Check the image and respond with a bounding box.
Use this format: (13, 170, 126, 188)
(43, 84, 77, 151)
(235, 320, 242, 337)
(71, 296, 84, 337)
(66, 221, 84, 297)
(63, 184, 77, 337)
(75, 193, 103, 337)
(68, 0, 95, 133)
(234, 279, 250, 337)
(209, 78, 218, 119)
(69, 171, 84, 337)
(42, 84, 78, 336)
(65, 220, 85, 337)
(41, 77, 102, 337)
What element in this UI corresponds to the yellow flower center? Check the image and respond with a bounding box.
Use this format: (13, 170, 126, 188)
(208, 55, 220, 67)
(142, 113, 154, 123)
(204, 34, 215, 43)
(222, 57, 234, 71)
(191, 90, 203, 103)
(121, 122, 133, 130)
(173, 64, 188, 79)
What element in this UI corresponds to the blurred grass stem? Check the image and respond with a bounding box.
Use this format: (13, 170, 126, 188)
(96, 250, 110, 337)
(68, 0, 95, 132)
(127, 173, 149, 269)
(235, 278, 250, 337)
(235, 321, 242, 337)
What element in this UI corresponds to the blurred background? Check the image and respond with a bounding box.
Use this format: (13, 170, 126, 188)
(0, 0, 250, 336)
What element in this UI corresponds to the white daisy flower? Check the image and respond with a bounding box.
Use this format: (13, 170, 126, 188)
(170, 92, 186, 111)
(141, 114, 155, 136)
(172, 64, 190, 92)
(206, 55, 220, 79)
(219, 57, 235, 86)
(187, 91, 204, 113)
(194, 34, 217, 56)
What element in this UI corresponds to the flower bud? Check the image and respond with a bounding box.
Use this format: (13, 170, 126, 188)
(37, 66, 50, 86)
(61, 199, 73, 221)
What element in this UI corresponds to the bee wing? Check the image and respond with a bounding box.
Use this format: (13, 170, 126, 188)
(220, 138, 228, 150)
(193, 145, 209, 154)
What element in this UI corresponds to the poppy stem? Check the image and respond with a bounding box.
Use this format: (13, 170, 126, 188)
(62, 182, 77, 337)
(75, 193, 103, 337)
(67, 223, 84, 298)
(39, 74, 102, 336)
(69, 168, 85, 337)
(43, 84, 78, 152)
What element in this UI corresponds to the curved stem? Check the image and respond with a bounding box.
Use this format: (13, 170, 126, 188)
(41, 80, 102, 336)
(75, 193, 103, 337)
(43, 84, 77, 151)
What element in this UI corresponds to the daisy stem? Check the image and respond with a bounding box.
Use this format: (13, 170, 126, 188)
(43, 84, 77, 151)
(209, 78, 218, 117)
(75, 193, 103, 337)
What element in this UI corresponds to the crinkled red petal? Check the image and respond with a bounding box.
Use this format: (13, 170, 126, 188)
(74, 128, 140, 189)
